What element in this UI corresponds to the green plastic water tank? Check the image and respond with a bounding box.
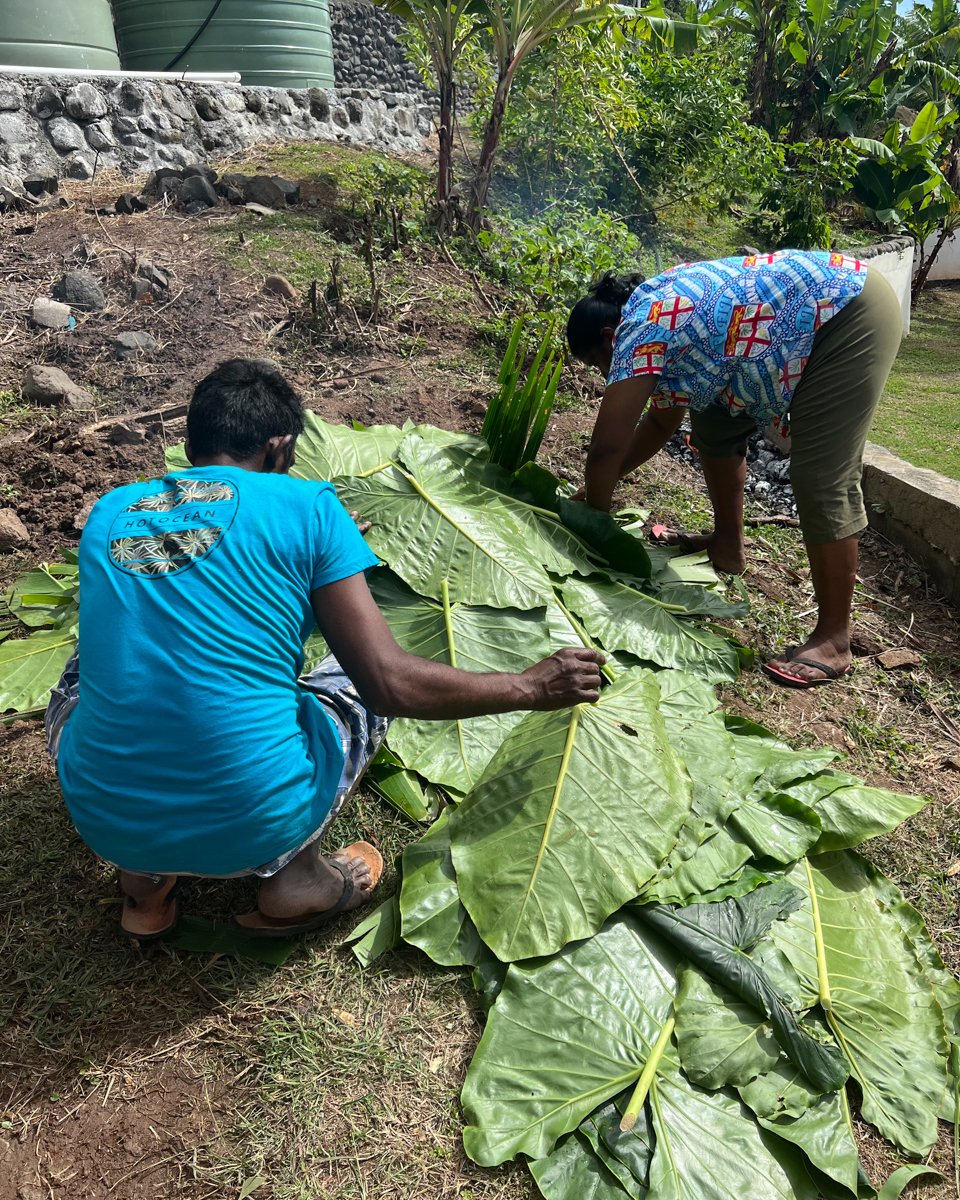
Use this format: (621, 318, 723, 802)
(0, 0, 121, 71)
(113, 0, 335, 88)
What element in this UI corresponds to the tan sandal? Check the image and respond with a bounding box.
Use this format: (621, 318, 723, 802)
(233, 841, 384, 939)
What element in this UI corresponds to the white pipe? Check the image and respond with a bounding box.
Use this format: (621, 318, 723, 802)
(0, 64, 242, 84)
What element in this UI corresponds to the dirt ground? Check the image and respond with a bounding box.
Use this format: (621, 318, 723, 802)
(0, 152, 957, 1199)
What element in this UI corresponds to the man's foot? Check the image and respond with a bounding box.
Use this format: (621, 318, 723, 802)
(652, 528, 746, 575)
(762, 637, 852, 689)
(119, 873, 180, 942)
(234, 841, 384, 938)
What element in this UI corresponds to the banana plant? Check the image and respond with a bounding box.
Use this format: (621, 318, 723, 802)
(373, 0, 485, 213)
(850, 100, 960, 297)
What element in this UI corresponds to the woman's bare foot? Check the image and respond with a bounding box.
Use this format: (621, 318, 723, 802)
(653, 528, 746, 575)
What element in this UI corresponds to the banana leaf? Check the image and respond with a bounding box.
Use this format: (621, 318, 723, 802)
(450, 670, 693, 961)
(635, 881, 849, 1093)
(764, 852, 950, 1156)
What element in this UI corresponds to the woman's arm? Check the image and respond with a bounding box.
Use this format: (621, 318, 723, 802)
(584, 376, 659, 510)
(618, 405, 687, 476)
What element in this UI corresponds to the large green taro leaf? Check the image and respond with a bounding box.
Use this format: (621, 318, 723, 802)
(529, 1130, 629, 1200)
(292, 414, 485, 481)
(0, 626, 76, 714)
(778, 771, 928, 853)
(461, 912, 678, 1165)
(767, 852, 950, 1156)
(399, 811, 484, 968)
(739, 1060, 863, 1196)
(557, 574, 740, 684)
(646, 1061, 818, 1200)
(675, 968, 781, 1090)
(636, 882, 848, 1093)
(335, 438, 592, 609)
(450, 670, 692, 962)
(371, 572, 551, 792)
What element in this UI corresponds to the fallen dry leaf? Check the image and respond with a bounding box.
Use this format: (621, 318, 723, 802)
(946, 861, 960, 878)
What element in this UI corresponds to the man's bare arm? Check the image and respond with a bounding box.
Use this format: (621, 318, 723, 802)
(311, 573, 604, 718)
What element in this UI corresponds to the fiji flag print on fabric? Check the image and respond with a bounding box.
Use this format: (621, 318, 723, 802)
(724, 303, 775, 358)
(647, 296, 695, 330)
(632, 340, 668, 376)
(814, 298, 838, 329)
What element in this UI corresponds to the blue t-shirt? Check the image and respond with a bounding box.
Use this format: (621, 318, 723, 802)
(56, 466, 378, 876)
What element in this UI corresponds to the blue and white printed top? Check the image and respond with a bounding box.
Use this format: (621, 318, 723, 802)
(607, 250, 868, 430)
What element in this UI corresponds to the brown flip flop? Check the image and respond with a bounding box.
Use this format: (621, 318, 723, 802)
(120, 876, 181, 944)
(234, 841, 384, 939)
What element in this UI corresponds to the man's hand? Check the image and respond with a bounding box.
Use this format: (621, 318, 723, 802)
(348, 510, 371, 535)
(521, 648, 606, 709)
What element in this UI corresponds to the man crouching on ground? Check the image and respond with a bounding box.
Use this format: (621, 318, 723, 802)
(45, 358, 604, 941)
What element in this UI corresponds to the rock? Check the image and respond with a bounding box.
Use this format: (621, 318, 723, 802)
(195, 94, 222, 121)
(0, 84, 22, 112)
(45, 116, 85, 153)
(22, 174, 57, 198)
(74, 495, 97, 531)
(0, 509, 29, 551)
(114, 331, 158, 359)
(33, 84, 63, 119)
(115, 192, 149, 215)
(216, 172, 249, 205)
(244, 175, 286, 208)
(22, 364, 94, 408)
(136, 259, 170, 292)
(65, 154, 94, 181)
(65, 82, 108, 122)
(332, 106, 350, 129)
(182, 163, 218, 184)
(270, 176, 300, 205)
(53, 271, 106, 313)
(102, 420, 146, 446)
(119, 80, 146, 115)
(32, 298, 72, 329)
(309, 89, 331, 121)
(263, 274, 299, 302)
(85, 120, 116, 152)
(346, 97, 364, 124)
(878, 648, 921, 670)
(130, 278, 153, 302)
(180, 173, 219, 212)
(16, 1182, 45, 1200)
(142, 167, 184, 200)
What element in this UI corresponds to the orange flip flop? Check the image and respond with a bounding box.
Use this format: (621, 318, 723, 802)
(762, 656, 849, 689)
(234, 841, 384, 939)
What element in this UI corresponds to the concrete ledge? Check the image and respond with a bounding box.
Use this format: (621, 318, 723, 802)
(862, 442, 960, 606)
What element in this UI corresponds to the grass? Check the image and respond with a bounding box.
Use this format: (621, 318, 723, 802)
(874, 285, 960, 481)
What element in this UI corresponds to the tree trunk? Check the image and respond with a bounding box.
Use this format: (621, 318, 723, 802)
(467, 73, 511, 231)
(912, 223, 952, 300)
(437, 68, 457, 209)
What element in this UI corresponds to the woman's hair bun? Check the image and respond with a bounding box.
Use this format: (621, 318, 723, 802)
(588, 271, 645, 307)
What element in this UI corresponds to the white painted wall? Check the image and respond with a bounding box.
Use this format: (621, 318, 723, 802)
(920, 229, 960, 282)
(863, 243, 914, 336)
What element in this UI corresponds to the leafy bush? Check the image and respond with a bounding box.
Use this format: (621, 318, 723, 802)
(477, 203, 644, 332)
(747, 139, 860, 249)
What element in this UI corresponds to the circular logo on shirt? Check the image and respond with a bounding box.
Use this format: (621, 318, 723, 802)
(108, 477, 239, 577)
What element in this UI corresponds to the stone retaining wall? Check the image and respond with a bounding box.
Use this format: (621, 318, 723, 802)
(330, 0, 428, 96)
(846, 235, 914, 335)
(0, 73, 434, 181)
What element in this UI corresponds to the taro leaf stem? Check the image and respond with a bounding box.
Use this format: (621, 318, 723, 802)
(620, 1013, 676, 1132)
(552, 595, 618, 685)
(803, 857, 833, 1015)
(440, 579, 457, 668)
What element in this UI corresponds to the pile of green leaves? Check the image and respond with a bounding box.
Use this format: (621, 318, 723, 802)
(0, 553, 79, 717)
(1, 416, 957, 1199)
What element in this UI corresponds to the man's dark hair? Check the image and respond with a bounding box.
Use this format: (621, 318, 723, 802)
(187, 358, 305, 460)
